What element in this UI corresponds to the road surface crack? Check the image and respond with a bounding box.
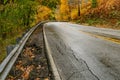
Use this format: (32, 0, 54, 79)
(82, 60, 100, 80)
(65, 44, 100, 80)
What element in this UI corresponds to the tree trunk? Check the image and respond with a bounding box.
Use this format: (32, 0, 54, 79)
(78, 0, 80, 16)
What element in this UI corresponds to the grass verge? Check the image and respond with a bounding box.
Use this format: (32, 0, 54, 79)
(0, 29, 25, 63)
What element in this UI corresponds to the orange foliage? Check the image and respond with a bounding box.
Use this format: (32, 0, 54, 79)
(55, 0, 120, 20)
(85, 0, 120, 18)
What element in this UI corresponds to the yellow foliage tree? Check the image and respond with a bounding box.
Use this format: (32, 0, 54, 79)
(56, 0, 120, 20)
(71, 9, 78, 20)
(80, 0, 120, 18)
(70, 0, 91, 19)
(36, 5, 51, 22)
(60, 0, 69, 20)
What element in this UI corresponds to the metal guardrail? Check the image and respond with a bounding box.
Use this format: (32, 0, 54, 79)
(0, 22, 43, 80)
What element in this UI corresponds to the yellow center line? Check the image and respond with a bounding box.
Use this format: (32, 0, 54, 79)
(80, 31, 120, 44)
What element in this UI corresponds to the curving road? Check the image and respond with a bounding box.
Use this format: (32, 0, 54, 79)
(44, 22, 120, 80)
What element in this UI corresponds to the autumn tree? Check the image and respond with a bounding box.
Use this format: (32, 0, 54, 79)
(60, 0, 69, 20)
(36, 5, 51, 22)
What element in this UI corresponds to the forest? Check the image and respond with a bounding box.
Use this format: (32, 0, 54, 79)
(0, 0, 120, 62)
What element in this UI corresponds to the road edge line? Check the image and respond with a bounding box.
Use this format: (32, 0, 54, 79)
(43, 25, 61, 80)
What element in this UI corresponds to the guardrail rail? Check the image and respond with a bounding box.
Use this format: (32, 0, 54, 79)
(0, 22, 43, 80)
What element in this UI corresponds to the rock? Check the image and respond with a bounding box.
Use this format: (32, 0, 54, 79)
(6, 45, 15, 55)
(16, 37, 22, 43)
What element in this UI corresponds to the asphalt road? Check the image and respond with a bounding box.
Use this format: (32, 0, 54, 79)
(44, 22, 120, 80)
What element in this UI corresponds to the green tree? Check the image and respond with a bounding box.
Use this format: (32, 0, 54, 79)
(40, 0, 60, 9)
(0, 0, 38, 62)
(92, 0, 97, 8)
